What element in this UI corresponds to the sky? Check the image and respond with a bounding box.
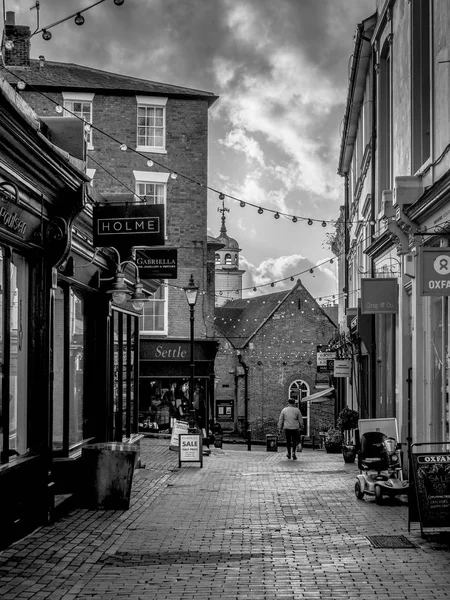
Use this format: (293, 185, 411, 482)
(4, 0, 375, 304)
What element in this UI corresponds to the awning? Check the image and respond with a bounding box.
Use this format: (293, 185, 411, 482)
(303, 386, 335, 403)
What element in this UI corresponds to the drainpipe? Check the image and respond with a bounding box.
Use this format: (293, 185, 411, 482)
(237, 352, 250, 448)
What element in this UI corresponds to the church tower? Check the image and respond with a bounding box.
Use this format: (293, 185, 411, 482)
(214, 203, 245, 307)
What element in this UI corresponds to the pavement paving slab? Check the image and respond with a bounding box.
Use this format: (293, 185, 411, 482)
(0, 438, 449, 599)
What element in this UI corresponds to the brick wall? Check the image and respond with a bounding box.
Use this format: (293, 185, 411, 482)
(22, 89, 211, 339)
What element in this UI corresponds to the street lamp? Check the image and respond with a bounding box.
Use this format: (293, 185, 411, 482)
(184, 274, 199, 432)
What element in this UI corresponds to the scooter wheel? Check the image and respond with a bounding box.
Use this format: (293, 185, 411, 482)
(374, 485, 384, 504)
(355, 481, 364, 500)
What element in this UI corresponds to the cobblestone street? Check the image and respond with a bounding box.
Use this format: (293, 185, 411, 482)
(0, 438, 449, 600)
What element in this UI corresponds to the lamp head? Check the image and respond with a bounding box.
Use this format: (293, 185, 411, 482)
(184, 274, 199, 307)
(106, 271, 130, 304)
(130, 280, 149, 311)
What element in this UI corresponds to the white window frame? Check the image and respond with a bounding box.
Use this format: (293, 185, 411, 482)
(134, 171, 169, 240)
(139, 282, 168, 335)
(62, 92, 94, 150)
(136, 96, 168, 154)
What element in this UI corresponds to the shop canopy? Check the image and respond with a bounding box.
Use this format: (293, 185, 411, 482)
(303, 387, 335, 403)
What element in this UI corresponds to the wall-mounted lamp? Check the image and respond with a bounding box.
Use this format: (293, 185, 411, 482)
(99, 249, 151, 310)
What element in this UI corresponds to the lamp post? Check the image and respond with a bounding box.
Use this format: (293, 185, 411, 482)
(184, 274, 199, 432)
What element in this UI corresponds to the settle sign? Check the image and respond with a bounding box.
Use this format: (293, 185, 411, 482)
(418, 248, 450, 296)
(360, 278, 398, 314)
(135, 248, 177, 279)
(93, 204, 164, 248)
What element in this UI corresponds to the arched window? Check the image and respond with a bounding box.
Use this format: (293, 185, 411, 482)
(288, 380, 310, 434)
(225, 253, 232, 264)
(234, 254, 238, 264)
(215, 253, 220, 264)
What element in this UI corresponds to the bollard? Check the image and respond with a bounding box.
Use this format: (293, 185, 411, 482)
(247, 429, 252, 451)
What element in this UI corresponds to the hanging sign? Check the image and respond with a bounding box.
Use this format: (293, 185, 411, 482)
(93, 204, 164, 248)
(135, 248, 177, 279)
(360, 278, 398, 313)
(316, 345, 335, 374)
(334, 359, 351, 378)
(418, 248, 450, 296)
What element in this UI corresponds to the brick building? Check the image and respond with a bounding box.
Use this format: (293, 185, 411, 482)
(214, 280, 338, 443)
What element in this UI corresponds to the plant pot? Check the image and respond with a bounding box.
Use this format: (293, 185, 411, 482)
(342, 444, 356, 463)
(324, 441, 342, 454)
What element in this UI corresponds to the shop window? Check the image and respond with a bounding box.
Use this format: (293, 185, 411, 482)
(111, 310, 139, 442)
(0, 250, 29, 463)
(139, 378, 207, 433)
(52, 286, 85, 454)
(140, 283, 167, 334)
(288, 380, 310, 434)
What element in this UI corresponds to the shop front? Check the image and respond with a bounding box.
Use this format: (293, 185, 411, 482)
(139, 339, 218, 434)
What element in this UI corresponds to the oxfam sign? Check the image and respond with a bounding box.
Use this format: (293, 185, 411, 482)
(419, 248, 450, 296)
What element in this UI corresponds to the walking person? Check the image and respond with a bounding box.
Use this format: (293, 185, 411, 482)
(278, 398, 304, 460)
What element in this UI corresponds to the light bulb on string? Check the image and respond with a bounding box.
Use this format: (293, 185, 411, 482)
(322, 221, 327, 227)
(258, 207, 264, 215)
(42, 30, 52, 41)
(309, 269, 314, 274)
(16, 81, 26, 91)
(292, 216, 298, 223)
(308, 219, 313, 225)
(170, 173, 177, 179)
(219, 193, 225, 200)
(55, 105, 63, 114)
(274, 212, 280, 219)
(240, 201, 246, 207)
(146, 160, 153, 167)
(74, 13, 85, 25)
(290, 276, 294, 281)
(253, 287, 257, 292)
(120, 143, 127, 151)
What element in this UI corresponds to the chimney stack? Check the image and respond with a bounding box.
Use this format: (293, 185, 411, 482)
(2, 12, 31, 67)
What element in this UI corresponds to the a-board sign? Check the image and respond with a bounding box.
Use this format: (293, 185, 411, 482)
(411, 452, 450, 530)
(179, 434, 203, 467)
(169, 419, 189, 451)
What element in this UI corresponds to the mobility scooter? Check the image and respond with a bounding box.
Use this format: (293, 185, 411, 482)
(355, 418, 409, 504)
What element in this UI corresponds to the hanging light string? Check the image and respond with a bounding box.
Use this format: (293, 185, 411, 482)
(2, 0, 125, 46)
(0, 64, 368, 226)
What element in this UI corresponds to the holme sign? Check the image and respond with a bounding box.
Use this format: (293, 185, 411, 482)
(93, 204, 164, 247)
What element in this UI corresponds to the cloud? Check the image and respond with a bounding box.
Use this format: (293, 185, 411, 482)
(240, 253, 337, 301)
(219, 129, 266, 166)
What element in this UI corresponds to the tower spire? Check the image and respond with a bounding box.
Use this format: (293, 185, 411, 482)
(218, 199, 230, 235)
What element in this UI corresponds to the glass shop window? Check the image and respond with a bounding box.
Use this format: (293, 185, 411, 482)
(0, 249, 29, 463)
(139, 378, 207, 433)
(111, 310, 139, 442)
(52, 286, 85, 454)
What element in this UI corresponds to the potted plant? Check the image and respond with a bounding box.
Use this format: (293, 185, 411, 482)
(323, 427, 343, 453)
(337, 406, 359, 463)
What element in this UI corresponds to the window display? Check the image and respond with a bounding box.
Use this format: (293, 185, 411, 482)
(139, 378, 207, 433)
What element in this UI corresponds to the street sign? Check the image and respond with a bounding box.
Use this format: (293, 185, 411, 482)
(93, 203, 165, 248)
(334, 359, 351, 378)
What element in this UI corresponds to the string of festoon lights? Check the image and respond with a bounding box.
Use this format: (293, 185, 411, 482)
(0, 58, 371, 228)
